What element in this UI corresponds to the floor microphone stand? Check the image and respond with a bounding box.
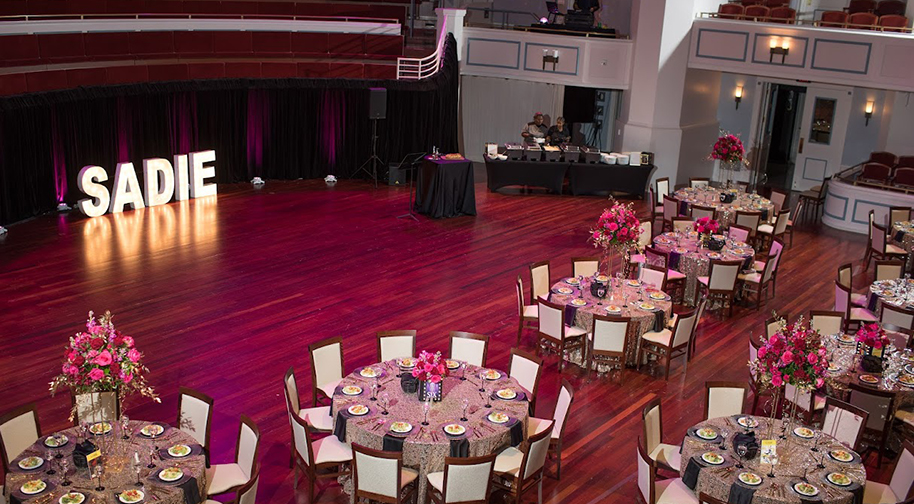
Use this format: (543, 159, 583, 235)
(396, 152, 426, 222)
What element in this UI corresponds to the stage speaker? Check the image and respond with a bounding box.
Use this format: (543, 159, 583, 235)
(387, 163, 408, 185)
(369, 87, 387, 119)
(562, 86, 596, 123)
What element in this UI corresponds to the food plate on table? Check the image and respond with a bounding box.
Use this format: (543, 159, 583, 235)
(20, 480, 47, 495)
(483, 369, 502, 381)
(829, 449, 855, 463)
(397, 357, 416, 368)
(488, 412, 509, 424)
(44, 434, 68, 448)
(595, 274, 610, 282)
(359, 367, 380, 378)
(738, 472, 761, 486)
(167, 444, 192, 458)
(794, 482, 819, 497)
(91, 422, 113, 435)
(654, 237, 672, 245)
(902, 352, 914, 363)
(827, 363, 842, 374)
(793, 427, 815, 439)
(139, 424, 163, 437)
(446, 360, 461, 370)
(626, 279, 641, 287)
(571, 298, 588, 307)
(342, 385, 363, 396)
(59, 491, 86, 504)
(18, 456, 44, 471)
(649, 291, 668, 301)
(565, 277, 581, 286)
(673, 247, 690, 254)
(605, 305, 622, 314)
(826, 472, 852, 487)
(639, 303, 657, 311)
(834, 333, 855, 345)
(159, 467, 184, 482)
(707, 252, 722, 260)
(118, 489, 144, 504)
(348, 404, 369, 416)
(701, 452, 724, 465)
(859, 374, 879, 385)
(554, 287, 574, 295)
(736, 417, 758, 429)
(389, 421, 412, 434)
(496, 389, 517, 400)
(904, 364, 914, 375)
(443, 424, 466, 436)
(696, 427, 718, 440)
(898, 374, 914, 387)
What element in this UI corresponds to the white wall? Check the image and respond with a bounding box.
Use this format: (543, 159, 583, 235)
(717, 74, 757, 142)
(677, 68, 721, 182)
(885, 92, 914, 156)
(842, 88, 887, 166)
(459, 75, 564, 161)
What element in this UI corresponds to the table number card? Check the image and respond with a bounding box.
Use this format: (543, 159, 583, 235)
(760, 439, 776, 465)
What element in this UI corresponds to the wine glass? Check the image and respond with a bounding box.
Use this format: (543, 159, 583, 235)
(459, 362, 467, 381)
(484, 385, 493, 409)
(811, 430, 821, 452)
(120, 415, 130, 440)
(478, 371, 487, 392)
(45, 450, 56, 475)
(422, 401, 431, 426)
(93, 464, 105, 491)
(381, 393, 390, 415)
(720, 428, 729, 451)
(370, 382, 378, 402)
(736, 444, 747, 468)
(133, 452, 143, 486)
(768, 452, 778, 478)
(60, 458, 71, 486)
(147, 445, 157, 469)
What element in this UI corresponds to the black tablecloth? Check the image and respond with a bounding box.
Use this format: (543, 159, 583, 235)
(415, 156, 477, 219)
(484, 158, 569, 194)
(568, 163, 657, 196)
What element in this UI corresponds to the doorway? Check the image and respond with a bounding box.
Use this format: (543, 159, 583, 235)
(757, 84, 806, 191)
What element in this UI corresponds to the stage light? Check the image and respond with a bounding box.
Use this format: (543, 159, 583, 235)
(539, 16, 548, 24)
(57, 202, 72, 212)
(251, 177, 265, 186)
(734, 86, 743, 109)
(0, 226, 7, 236)
(865, 100, 875, 126)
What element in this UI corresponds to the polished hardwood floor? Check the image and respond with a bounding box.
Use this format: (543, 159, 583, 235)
(0, 178, 884, 503)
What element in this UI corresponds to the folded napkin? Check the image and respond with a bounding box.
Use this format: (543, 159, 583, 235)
(761, 209, 769, 221)
(178, 476, 201, 504)
(564, 305, 578, 327)
(682, 457, 704, 490)
(400, 375, 418, 394)
(669, 251, 681, 270)
(895, 230, 905, 242)
(741, 256, 753, 271)
(679, 201, 689, 216)
(382, 434, 405, 452)
(333, 411, 349, 441)
(867, 294, 878, 312)
(732, 432, 758, 459)
(727, 482, 757, 504)
(449, 438, 469, 458)
(652, 311, 665, 332)
(509, 421, 524, 447)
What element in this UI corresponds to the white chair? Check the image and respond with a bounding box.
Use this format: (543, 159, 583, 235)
(0, 403, 40, 473)
(850, 382, 897, 467)
(639, 264, 668, 291)
(768, 188, 787, 215)
(516, 275, 538, 346)
(493, 421, 554, 504)
(282, 367, 333, 470)
(671, 217, 693, 234)
(377, 330, 417, 362)
(689, 177, 710, 189)
(862, 441, 914, 503)
(662, 195, 679, 232)
(571, 256, 599, 278)
(587, 314, 631, 382)
(206, 415, 260, 496)
(639, 308, 698, 380)
(629, 221, 653, 276)
(727, 224, 751, 244)
(865, 222, 909, 271)
(690, 205, 716, 221)
(205, 468, 259, 504)
(637, 439, 698, 504)
(509, 348, 543, 416)
(72, 391, 119, 425)
(697, 260, 743, 318)
(289, 408, 351, 503)
(528, 379, 574, 479)
(537, 299, 587, 372)
(821, 397, 868, 451)
(757, 208, 789, 239)
(177, 387, 214, 464)
(763, 314, 787, 339)
(449, 331, 489, 368)
(704, 381, 748, 420)
(875, 260, 905, 282)
(835, 281, 877, 331)
(309, 336, 344, 406)
(738, 251, 776, 310)
(889, 206, 912, 226)
(882, 303, 914, 333)
(641, 397, 681, 472)
(734, 211, 761, 243)
(754, 237, 785, 297)
(352, 444, 418, 504)
(837, 263, 868, 308)
(809, 310, 844, 337)
(655, 177, 670, 206)
(529, 260, 551, 303)
(782, 382, 825, 426)
(425, 454, 496, 504)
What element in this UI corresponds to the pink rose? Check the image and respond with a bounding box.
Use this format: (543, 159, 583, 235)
(757, 347, 767, 358)
(816, 377, 825, 388)
(127, 349, 141, 363)
(122, 373, 133, 384)
(771, 374, 783, 387)
(88, 350, 98, 358)
(807, 353, 817, 364)
(781, 351, 793, 365)
(88, 368, 105, 381)
(94, 350, 113, 366)
(123, 336, 134, 347)
(608, 222, 618, 231)
(430, 374, 442, 384)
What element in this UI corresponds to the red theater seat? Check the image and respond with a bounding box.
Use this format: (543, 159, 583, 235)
(848, 12, 878, 28)
(896, 155, 914, 168)
(878, 14, 908, 31)
(860, 163, 892, 184)
(328, 33, 365, 58)
(870, 151, 898, 166)
(744, 5, 770, 20)
(894, 167, 914, 188)
(84, 32, 130, 59)
(292, 32, 330, 56)
(819, 11, 848, 27)
(718, 3, 744, 20)
(364, 34, 403, 56)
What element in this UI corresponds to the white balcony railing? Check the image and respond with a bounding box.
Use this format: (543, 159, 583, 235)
(396, 27, 447, 80)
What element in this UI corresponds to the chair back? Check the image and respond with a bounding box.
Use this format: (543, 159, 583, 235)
(352, 444, 405, 499)
(876, 0, 906, 16)
(837, 263, 852, 289)
(849, 382, 895, 433)
(449, 331, 488, 368)
(708, 260, 742, 292)
(638, 221, 653, 249)
(591, 315, 630, 353)
(834, 281, 851, 317)
(879, 14, 910, 31)
(572, 256, 599, 278)
(656, 177, 670, 202)
(521, 421, 554, 481)
(768, 238, 785, 273)
(552, 380, 575, 440)
(759, 252, 777, 284)
(895, 167, 914, 188)
(641, 397, 663, 455)
(644, 246, 669, 269)
(516, 275, 526, 316)
(72, 391, 119, 424)
(882, 303, 914, 331)
(848, 0, 877, 13)
(0, 404, 40, 472)
(236, 415, 260, 479)
(672, 217, 694, 234)
(718, 3, 744, 19)
(177, 386, 214, 449)
(377, 331, 417, 362)
(662, 195, 679, 222)
(897, 155, 914, 168)
(871, 222, 889, 254)
(748, 337, 760, 382)
(784, 383, 814, 413)
(735, 211, 761, 237)
(705, 381, 747, 420)
(768, 188, 787, 214)
(745, 4, 770, 18)
(765, 0, 789, 6)
(848, 11, 879, 27)
(770, 6, 796, 22)
(810, 310, 844, 336)
(636, 438, 657, 504)
(875, 260, 904, 282)
(691, 205, 716, 221)
(671, 308, 698, 349)
(508, 348, 543, 399)
(822, 397, 868, 450)
(861, 162, 892, 183)
(690, 178, 710, 188)
(728, 225, 751, 244)
(765, 315, 785, 339)
(772, 209, 790, 236)
(888, 442, 914, 502)
(639, 264, 667, 291)
(819, 10, 848, 27)
(236, 468, 260, 504)
(871, 151, 899, 166)
(537, 299, 565, 343)
(440, 454, 496, 503)
(889, 207, 912, 225)
(529, 261, 551, 302)
(699, 493, 729, 504)
(310, 336, 344, 391)
(289, 410, 315, 467)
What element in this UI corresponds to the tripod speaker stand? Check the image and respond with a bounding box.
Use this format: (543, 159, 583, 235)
(352, 118, 383, 188)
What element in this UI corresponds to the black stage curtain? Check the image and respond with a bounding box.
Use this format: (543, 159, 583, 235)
(0, 35, 459, 225)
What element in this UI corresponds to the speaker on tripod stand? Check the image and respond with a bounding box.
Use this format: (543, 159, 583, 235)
(352, 87, 387, 187)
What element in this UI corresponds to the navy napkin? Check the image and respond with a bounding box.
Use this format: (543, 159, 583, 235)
(449, 438, 469, 458)
(732, 432, 758, 459)
(895, 230, 905, 242)
(178, 476, 201, 504)
(564, 305, 578, 327)
(400, 375, 418, 394)
(669, 251, 681, 270)
(509, 421, 524, 447)
(653, 311, 665, 332)
(333, 411, 349, 441)
(682, 457, 703, 490)
(679, 201, 689, 216)
(382, 434, 405, 452)
(867, 294, 878, 312)
(727, 482, 757, 504)
(761, 208, 769, 221)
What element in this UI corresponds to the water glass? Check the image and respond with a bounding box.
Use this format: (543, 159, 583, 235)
(461, 398, 469, 422)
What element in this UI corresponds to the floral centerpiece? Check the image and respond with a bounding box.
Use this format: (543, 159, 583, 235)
(589, 199, 642, 276)
(694, 217, 722, 249)
(856, 322, 890, 371)
(50, 311, 159, 421)
(709, 131, 748, 188)
(412, 350, 448, 402)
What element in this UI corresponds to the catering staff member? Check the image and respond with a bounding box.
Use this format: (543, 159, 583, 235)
(546, 117, 570, 146)
(521, 112, 548, 144)
(573, 0, 600, 13)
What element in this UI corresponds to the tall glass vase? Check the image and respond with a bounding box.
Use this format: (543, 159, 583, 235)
(599, 249, 616, 276)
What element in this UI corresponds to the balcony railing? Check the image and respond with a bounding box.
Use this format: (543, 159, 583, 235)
(396, 25, 446, 80)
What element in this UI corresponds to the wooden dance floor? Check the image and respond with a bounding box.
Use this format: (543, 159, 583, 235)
(0, 179, 876, 503)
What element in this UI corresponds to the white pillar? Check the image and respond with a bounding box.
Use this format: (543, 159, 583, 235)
(436, 8, 467, 61)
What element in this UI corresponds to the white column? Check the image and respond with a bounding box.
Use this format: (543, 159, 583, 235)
(436, 8, 467, 61)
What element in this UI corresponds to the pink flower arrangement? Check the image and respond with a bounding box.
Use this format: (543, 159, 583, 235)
(411, 350, 449, 384)
(50, 311, 159, 418)
(694, 217, 719, 235)
(709, 132, 745, 165)
(589, 199, 642, 253)
(750, 317, 829, 390)
(856, 323, 889, 349)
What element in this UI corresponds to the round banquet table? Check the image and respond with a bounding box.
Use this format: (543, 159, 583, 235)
(651, 231, 756, 306)
(864, 277, 914, 314)
(548, 276, 673, 367)
(674, 187, 775, 229)
(331, 361, 530, 504)
(4, 420, 206, 504)
(891, 221, 914, 271)
(823, 332, 914, 415)
(680, 415, 866, 504)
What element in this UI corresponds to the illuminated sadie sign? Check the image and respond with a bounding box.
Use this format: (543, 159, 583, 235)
(78, 150, 217, 217)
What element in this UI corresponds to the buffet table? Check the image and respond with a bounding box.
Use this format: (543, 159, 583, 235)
(568, 163, 656, 197)
(416, 156, 476, 218)
(484, 158, 569, 194)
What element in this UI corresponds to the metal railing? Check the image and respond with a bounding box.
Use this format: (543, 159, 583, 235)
(463, 7, 541, 30)
(698, 11, 913, 33)
(0, 12, 400, 24)
(396, 25, 447, 80)
(835, 160, 914, 195)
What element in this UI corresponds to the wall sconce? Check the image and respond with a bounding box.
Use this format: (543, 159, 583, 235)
(734, 85, 743, 109)
(865, 100, 874, 126)
(769, 37, 789, 63)
(542, 49, 559, 71)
